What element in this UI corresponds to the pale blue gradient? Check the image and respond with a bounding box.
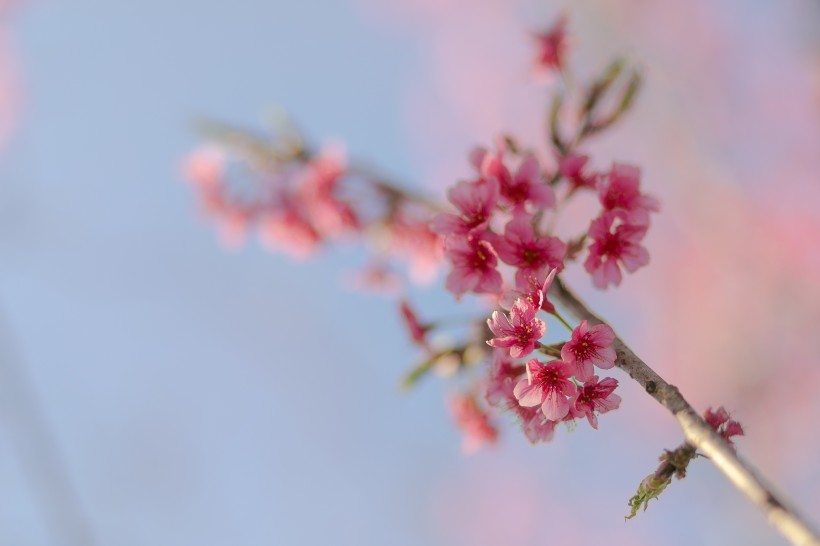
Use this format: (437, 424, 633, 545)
(0, 1, 805, 545)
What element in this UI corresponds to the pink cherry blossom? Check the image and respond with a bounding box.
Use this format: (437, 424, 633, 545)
(500, 268, 558, 315)
(492, 215, 566, 286)
(570, 376, 621, 429)
(298, 150, 360, 235)
(485, 355, 556, 444)
(598, 163, 659, 226)
(480, 150, 555, 212)
(583, 210, 649, 289)
(533, 15, 568, 74)
(485, 351, 526, 408)
(386, 211, 444, 283)
(432, 177, 499, 237)
(443, 234, 502, 297)
(449, 392, 499, 454)
(516, 405, 557, 443)
(558, 153, 598, 192)
(704, 406, 745, 447)
(182, 146, 224, 190)
(487, 299, 546, 359)
(259, 207, 321, 259)
(513, 359, 575, 421)
(560, 320, 617, 381)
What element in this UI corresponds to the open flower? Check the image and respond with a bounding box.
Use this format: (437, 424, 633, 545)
(480, 150, 555, 212)
(533, 15, 569, 74)
(487, 299, 546, 358)
(432, 177, 499, 237)
(570, 376, 621, 429)
(561, 320, 617, 381)
(513, 359, 575, 421)
(584, 210, 649, 289)
(598, 163, 659, 226)
(492, 215, 566, 286)
(444, 233, 503, 297)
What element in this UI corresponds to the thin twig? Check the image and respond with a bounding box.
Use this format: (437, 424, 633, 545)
(552, 277, 820, 546)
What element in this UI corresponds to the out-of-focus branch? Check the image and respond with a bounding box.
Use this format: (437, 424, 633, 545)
(0, 309, 97, 546)
(552, 277, 820, 546)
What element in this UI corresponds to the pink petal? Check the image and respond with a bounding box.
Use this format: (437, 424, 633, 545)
(513, 380, 544, 407)
(540, 390, 570, 421)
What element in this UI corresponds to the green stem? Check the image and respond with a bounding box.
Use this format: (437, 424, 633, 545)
(552, 310, 574, 331)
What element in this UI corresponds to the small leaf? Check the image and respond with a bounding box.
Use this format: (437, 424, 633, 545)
(583, 58, 624, 115)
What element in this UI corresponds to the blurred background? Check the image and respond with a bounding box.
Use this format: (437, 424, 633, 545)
(0, 0, 819, 544)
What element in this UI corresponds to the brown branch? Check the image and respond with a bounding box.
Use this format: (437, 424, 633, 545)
(552, 277, 820, 546)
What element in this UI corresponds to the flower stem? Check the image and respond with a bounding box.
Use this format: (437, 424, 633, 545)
(552, 310, 574, 331)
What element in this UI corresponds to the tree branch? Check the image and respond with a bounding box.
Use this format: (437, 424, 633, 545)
(552, 277, 820, 546)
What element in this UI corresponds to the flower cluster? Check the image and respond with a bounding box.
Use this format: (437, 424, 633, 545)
(183, 132, 443, 285)
(485, 298, 621, 442)
(185, 16, 660, 453)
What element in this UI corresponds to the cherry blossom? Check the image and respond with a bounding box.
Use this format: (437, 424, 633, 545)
(558, 153, 598, 192)
(443, 234, 502, 297)
(561, 320, 617, 381)
(386, 211, 444, 283)
(259, 207, 321, 259)
(492, 215, 566, 286)
(533, 14, 569, 74)
(584, 210, 649, 289)
(598, 163, 659, 226)
(485, 351, 525, 408)
(432, 176, 499, 237)
(500, 268, 558, 314)
(487, 299, 546, 358)
(480, 149, 555, 212)
(570, 376, 621, 429)
(297, 150, 360, 235)
(449, 392, 499, 454)
(513, 359, 575, 421)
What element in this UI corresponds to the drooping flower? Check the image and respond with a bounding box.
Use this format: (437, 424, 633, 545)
(513, 358, 575, 421)
(448, 392, 499, 454)
(492, 215, 566, 286)
(598, 163, 659, 226)
(487, 299, 546, 359)
(570, 376, 621, 429)
(533, 15, 569, 74)
(443, 234, 502, 297)
(584, 210, 649, 289)
(704, 406, 745, 447)
(480, 150, 555, 212)
(432, 177, 499, 237)
(560, 320, 617, 381)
